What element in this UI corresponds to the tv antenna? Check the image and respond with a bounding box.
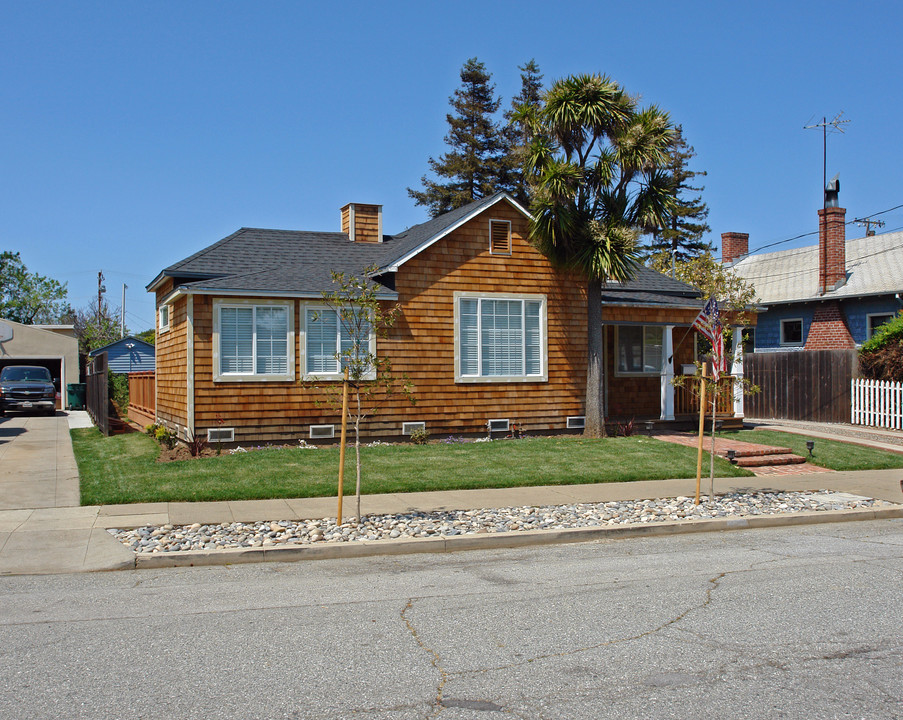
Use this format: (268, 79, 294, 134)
(804, 112, 850, 206)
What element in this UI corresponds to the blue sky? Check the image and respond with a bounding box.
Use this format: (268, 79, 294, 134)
(2, 0, 901, 331)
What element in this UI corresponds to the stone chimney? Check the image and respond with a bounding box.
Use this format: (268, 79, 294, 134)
(341, 203, 383, 243)
(817, 206, 846, 293)
(721, 232, 749, 264)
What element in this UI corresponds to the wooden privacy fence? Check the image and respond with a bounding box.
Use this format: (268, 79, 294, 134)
(86, 352, 110, 436)
(851, 378, 903, 429)
(127, 371, 155, 427)
(744, 350, 858, 423)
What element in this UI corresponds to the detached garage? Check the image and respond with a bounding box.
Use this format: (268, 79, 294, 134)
(0, 319, 79, 410)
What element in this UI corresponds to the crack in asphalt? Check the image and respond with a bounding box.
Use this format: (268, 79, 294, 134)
(451, 572, 728, 679)
(402, 597, 449, 718)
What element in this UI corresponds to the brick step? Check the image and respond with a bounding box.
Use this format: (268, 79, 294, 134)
(730, 447, 794, 458)
(735, 453, 807, 467)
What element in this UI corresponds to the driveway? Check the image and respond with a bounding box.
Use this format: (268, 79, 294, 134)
(0, 411, 133, 574)
(0, 412, 81, 510)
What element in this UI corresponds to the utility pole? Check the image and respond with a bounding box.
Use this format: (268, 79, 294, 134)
(97, 271, 106, 324)
(121, 283, 127, 338)
(855, 217, 885, 237)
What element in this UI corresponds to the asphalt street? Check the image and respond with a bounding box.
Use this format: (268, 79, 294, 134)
(1, 520, 901, 720)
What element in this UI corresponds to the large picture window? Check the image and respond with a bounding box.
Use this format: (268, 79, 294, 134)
(304, 307, 374, 379)
(617, 326, 664, 375)
(455, 293, 546, 382)
(214, 301, 293, 381)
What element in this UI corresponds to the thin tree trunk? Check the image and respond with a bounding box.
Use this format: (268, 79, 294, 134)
(584, 278, 607, 438)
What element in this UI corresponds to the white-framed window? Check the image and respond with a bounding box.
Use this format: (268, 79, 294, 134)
(454, 292, 547, 383)
(303, 305, 375, 380)
(616, 326, 664, 375)
(867, 313, 894, 339)
(780, 318, 804, 346)
(489, 219, 512, 256)
(213, 299, 294, 382)
(158, 304, 170, 333)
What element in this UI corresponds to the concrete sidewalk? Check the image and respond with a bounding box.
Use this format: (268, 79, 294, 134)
(1, 415, 902, 575)
(3, 467, 902, 575)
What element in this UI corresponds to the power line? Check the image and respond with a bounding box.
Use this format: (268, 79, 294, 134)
(740, 201, 903, 257)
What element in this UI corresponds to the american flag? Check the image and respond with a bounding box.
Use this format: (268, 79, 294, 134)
(693, 298, 727, 382)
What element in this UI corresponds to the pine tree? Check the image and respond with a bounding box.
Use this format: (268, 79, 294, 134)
(646, 126, 712, 271)
(499, 59, 544, 207)
(408, 58, 505, 217)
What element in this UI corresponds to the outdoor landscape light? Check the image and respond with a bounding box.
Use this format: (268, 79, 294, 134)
(806, 440, 815, 457)
(645, 421, 655, 434)
(726, 449, 736, 463)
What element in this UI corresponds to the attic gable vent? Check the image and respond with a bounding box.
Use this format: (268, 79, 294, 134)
(489, 220, 512, 256)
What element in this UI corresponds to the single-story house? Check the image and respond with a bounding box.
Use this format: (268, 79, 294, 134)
(89, 335, 155, 373)
(0, 319, 79, 409)
(724, 186, 902, 350)
(148, 192, 739, 445)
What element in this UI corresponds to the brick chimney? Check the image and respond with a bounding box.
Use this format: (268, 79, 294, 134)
(721, 232, 749, 264)
(341, 203, 383, 243)
(817, 206, 846, 293)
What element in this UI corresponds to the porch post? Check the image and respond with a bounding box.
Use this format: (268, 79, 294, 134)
(731, 325, 744, 418)
(660, 325, 675, 421)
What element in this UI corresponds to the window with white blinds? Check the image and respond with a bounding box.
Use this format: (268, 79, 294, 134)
(304, 307, 373, 378)
(215, 301, 292, 380)
(616, 325, 664, 375)
(457, 295, 545, 381)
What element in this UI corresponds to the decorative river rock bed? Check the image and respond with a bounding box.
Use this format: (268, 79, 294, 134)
(108, 490, 897, 555)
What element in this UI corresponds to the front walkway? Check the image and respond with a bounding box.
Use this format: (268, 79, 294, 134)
(652, 430, 824, 475)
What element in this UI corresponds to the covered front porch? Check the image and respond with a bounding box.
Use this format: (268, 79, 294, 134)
(602, 318, 750, 428)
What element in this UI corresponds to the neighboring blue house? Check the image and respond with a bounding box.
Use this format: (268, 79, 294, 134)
(88, 336, 155, 373)
(723, 196, 902, 352)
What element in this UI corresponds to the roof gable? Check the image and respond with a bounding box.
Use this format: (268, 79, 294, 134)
(377, 192, 532, 272)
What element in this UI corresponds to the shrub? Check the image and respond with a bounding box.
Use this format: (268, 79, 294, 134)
(186, 432, 207, 457)
(859, 312, 903, 381)
(154, 425, 177, 450)
(409, 427, 430, 445)
(108, 372, 129, 415)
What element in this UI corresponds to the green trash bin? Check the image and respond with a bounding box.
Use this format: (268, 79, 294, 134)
(67, 383, 86, 410)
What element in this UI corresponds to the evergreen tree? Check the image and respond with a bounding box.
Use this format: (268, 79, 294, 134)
(500, 59, 544, 207)
(408, 58, 505, 217)
(646, 126, 712, 270)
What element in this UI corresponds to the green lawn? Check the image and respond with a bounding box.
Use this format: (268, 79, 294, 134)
(716, 429, 903, 472)
(72, 428, 752, 506)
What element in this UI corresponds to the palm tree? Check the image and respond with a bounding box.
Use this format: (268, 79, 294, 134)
(524, 74, 676, 437)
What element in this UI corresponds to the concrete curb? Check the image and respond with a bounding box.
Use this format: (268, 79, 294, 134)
(131, 505, 903, 570)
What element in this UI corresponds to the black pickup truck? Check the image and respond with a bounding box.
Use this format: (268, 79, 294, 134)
(0, 366, 58, 416)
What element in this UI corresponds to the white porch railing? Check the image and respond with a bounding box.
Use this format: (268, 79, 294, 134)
(851, 378, 903, 429)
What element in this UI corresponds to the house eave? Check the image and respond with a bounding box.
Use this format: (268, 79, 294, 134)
(164, 286, 399, 302)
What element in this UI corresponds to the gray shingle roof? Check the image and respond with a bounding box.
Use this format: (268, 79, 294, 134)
(732, 229, 903, 304)
(149, 193, 701, 305)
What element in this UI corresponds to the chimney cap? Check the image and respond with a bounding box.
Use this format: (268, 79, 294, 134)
(825, 173, 840, 208)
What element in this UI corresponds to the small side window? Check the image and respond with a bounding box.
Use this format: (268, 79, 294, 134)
(489, 220, 511, 256)
(780, 318, 803, 346)
(159, 305, 170, 333)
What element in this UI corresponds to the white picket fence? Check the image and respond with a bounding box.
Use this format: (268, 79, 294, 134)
(851, 378, 903, 429)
